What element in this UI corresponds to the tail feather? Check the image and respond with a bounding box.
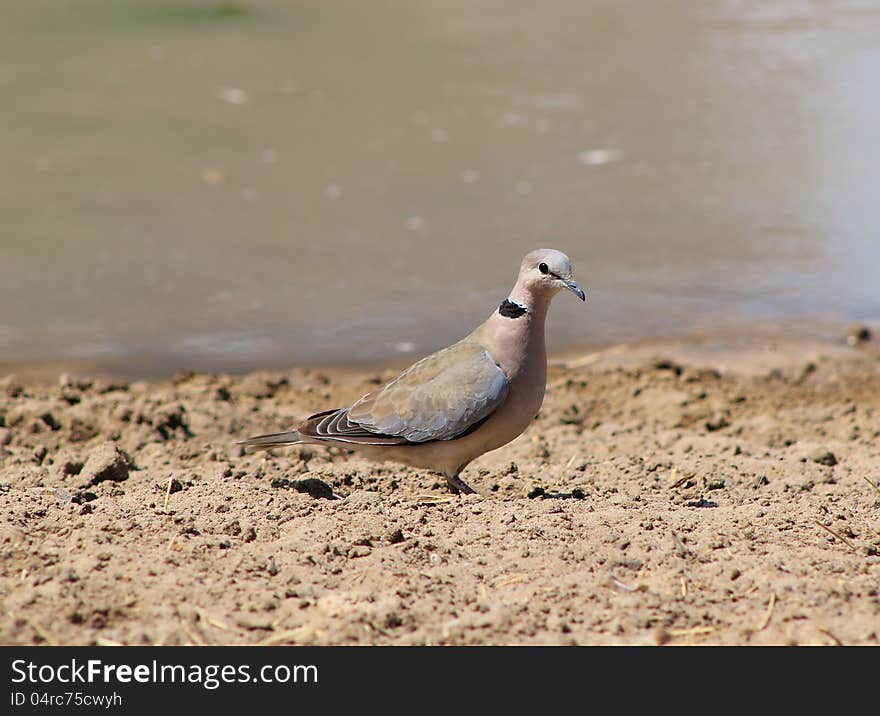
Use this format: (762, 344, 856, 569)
(237, 429, 304, 451)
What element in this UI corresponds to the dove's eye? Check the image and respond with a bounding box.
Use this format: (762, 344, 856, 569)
(539, 262, 549, 274)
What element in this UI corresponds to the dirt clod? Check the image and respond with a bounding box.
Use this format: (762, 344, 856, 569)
(846, 324, 872, 346)
(809, 448, 838, 467)
(79, 443, 134, 487)
(386, 528, 405, 544)
(279, 477, 335, 500)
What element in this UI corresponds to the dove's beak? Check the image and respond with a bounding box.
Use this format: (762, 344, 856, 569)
(565, 279, 586, 301)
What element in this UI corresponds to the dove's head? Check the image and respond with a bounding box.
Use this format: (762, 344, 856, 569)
(517, 249, 586, 303)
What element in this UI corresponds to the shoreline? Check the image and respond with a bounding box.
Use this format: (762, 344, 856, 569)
(2, 316, 876, 383)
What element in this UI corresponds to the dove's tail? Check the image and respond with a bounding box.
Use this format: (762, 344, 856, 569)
(237, 429, 306, 451)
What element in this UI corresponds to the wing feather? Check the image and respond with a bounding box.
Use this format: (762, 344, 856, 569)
(347, 341, 509, 443)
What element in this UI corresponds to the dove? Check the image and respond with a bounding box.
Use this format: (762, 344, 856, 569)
(239, 249, 586, 494)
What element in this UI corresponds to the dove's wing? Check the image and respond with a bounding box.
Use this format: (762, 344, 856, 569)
(336, 341, 510, 443)
(239, 342, 509, 449)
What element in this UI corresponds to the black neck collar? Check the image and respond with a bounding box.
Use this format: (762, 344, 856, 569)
(498, 299, 528, 318)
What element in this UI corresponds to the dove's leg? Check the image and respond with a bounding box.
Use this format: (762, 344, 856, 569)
(445, 472, 477, 495)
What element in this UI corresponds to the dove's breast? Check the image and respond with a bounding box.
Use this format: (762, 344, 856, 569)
(451, 308, 549, 457)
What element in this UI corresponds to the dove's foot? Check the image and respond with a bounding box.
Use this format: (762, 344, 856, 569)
(445, 475, 477, 495)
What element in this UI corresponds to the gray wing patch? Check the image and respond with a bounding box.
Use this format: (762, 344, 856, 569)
(347, 342, 509, 443)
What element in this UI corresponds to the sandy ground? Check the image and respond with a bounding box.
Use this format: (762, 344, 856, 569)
(1, 327, 879, 646)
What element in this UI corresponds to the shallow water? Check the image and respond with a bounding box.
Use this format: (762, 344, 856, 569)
(2, 0, 879, 375)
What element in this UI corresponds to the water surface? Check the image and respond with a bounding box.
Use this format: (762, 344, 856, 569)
(2, 0, 879, 375)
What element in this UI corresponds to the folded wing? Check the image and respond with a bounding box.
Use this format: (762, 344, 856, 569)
(345, 341, 509, 443)
(245, 342, 510, 448)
